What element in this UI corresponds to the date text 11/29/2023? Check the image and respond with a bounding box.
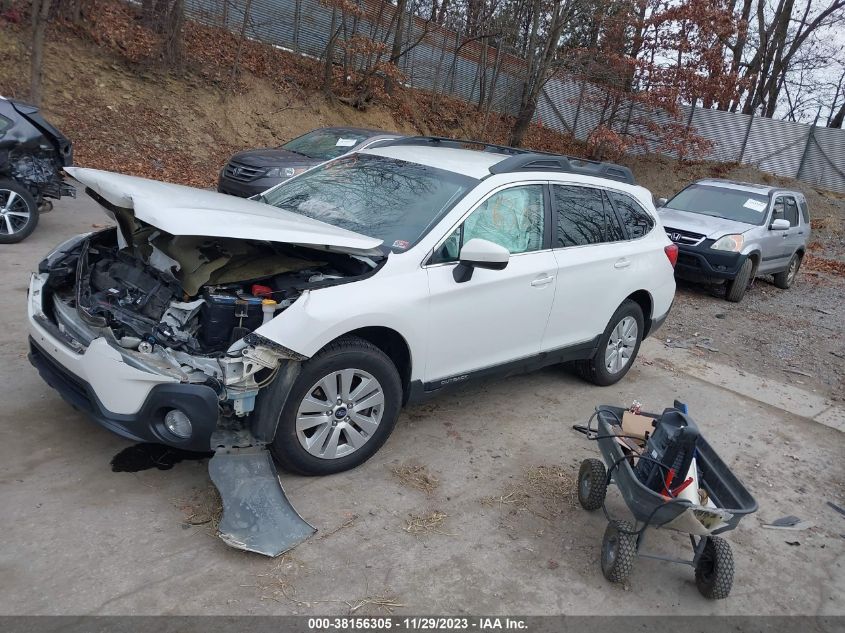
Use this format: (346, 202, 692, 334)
(307, 617, 529, 631)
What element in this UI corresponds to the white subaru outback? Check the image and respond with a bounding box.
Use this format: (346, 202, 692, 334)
(28, 137, 676, 475)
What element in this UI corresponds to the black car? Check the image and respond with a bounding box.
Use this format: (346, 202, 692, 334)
(0, 97, 74, 243)
(217, 127, 401, 198)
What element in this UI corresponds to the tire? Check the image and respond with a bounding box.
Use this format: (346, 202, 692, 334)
(577, 458, 607, 511)
(601, 520, 637, 583)
(695, 536, 734, 599)
(0, 179, 39, 244)
(575, 300, 644, 386)
(725, 258, 752, 302)
(773, 253, 801, 289)
(269, 335, 402, 476)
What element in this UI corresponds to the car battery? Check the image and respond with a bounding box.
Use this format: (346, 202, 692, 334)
(634, 408, 699, 494)
(200, 289, 264, 349)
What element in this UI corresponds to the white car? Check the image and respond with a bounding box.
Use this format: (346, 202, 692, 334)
(28, 138, 676, 475)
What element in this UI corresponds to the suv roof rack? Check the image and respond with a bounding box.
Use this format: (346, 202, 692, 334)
(372, 135, 527, 155)
(369, 136, 635, 185)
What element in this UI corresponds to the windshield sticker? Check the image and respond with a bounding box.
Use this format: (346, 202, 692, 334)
(392, 239, 410, 250)
(335, 138, 357, 147)
(743, 198, 767, 212)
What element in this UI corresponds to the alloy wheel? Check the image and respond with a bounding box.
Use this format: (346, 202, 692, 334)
(295, 368, 385, 460)
(604, 316, 638, 374)
(787, 257, 799, 284)
(0, 189, 31, 236)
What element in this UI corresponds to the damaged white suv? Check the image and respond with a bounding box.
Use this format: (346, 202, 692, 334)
(28, 138, 676, 475)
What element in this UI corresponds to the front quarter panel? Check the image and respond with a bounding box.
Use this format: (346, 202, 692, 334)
(252, 256, 429, 381)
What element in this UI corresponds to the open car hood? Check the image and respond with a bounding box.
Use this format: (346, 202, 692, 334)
(66, 167, 384, 257)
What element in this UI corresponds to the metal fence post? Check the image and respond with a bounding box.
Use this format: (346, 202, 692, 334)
(293, 0, 302, 53)
(738, 112, 754, 163)
(685, 100, 696, 133)
(797, 107, 821, 180)
(572, 80, 586, 139)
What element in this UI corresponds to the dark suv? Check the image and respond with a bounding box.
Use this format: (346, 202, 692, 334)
(0, 97, 74, 243)
(218, 127, 401, 198)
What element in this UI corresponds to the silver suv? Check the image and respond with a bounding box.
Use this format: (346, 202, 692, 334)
(657, 179, 810, 302)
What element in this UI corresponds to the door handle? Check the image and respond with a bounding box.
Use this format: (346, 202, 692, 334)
(614, 258, 631, 269)
(530, 275, 555, 287)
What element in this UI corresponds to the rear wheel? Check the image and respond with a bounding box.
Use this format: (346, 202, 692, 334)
(725, 258, 752, 302)
(269, 336, 402, 476)
(773, 253, 801, 289)
(575, 300, 644, 386)
(0, 180, 38, 244)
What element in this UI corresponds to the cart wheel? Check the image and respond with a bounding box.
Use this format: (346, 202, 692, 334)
(577, 458, 607, 511)
(601, 520, 637, 583)
(695, 536, 734, 599)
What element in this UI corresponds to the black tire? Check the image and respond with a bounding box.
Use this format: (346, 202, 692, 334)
(575, 300, 644, 386)
(269, 335, 402, 476)
(0, 179, 39, 244)
(695, 536, 734, 599)
(725, 258, 753, 302)
(773, 253, 801, 289)
(601, 520, 637, 583)
(577, 458, 607, 511)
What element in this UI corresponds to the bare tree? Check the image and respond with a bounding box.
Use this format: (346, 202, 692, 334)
(508, 0, 573, 146)
(30, 0, 52, 107)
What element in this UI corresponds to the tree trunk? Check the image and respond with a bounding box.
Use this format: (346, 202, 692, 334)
(831, 102, 845, 128)
(160, 0, 184, 69)
(30, 0, 52, 107)
(385, 0, 408, 95)
(323, 6, 338, 94)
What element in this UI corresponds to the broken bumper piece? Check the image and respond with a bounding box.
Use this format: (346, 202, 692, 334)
(28, 337, 220, 452)
(209, 445, 316, 557)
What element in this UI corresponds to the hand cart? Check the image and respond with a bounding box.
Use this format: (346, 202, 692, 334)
(574, 404, 757, 599)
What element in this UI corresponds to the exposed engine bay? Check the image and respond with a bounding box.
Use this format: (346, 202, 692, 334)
(42, 223, 378, 417)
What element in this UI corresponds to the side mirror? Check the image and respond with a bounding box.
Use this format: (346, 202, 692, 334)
(770, 218, 790, 231)
(453, 238, 510, 283)
(656, 197, 668, 208)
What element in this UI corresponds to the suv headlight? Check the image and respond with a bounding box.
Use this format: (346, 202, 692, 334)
(711, 234, 744, 252)
(265, 166, 301, 178)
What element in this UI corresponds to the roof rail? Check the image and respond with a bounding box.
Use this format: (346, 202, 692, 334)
(489, 153, 635, 185)
(372, 135, 528, 155)
(369, 135, 636, 185)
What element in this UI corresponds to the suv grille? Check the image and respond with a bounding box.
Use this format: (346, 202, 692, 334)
(664, 226, 705, 246)
(223, 160, 265, 182)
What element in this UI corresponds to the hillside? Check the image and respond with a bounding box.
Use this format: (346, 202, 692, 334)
(0, 1, 842, 248)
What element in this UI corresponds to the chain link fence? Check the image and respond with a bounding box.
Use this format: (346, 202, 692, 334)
(185, 0, 845, 194)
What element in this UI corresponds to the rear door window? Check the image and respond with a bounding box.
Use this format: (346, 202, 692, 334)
(552, 185, 625, 247)
(783, 196, 800, 227)
(798, 197, 810, 224)
(608, 191, 654, 239)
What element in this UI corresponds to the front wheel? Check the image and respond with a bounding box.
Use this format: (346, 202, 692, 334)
(575, 300, 644, 386)
(725, 258, 753, 302)
(269, 336, 402, 475)
(0, 180, 39, 244)
(601, 520, 637, 583)
(695, 536, 734, 599)
(773, 253, 801, 289)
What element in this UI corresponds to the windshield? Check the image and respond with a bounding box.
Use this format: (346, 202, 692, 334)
(665, 184, 770, 225)
(282, 130, 370, 160)
(262, 154, 475, 252)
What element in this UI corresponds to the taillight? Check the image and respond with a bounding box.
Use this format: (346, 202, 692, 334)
(664, 243, 679, 267)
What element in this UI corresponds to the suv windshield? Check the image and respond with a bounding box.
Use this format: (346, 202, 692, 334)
(665, 184, 769, 225)
(262, 154, 475, 252)
(282, 130, 370, 160)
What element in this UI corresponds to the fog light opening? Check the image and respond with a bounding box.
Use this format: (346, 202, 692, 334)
(164, 409, 193, 439)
